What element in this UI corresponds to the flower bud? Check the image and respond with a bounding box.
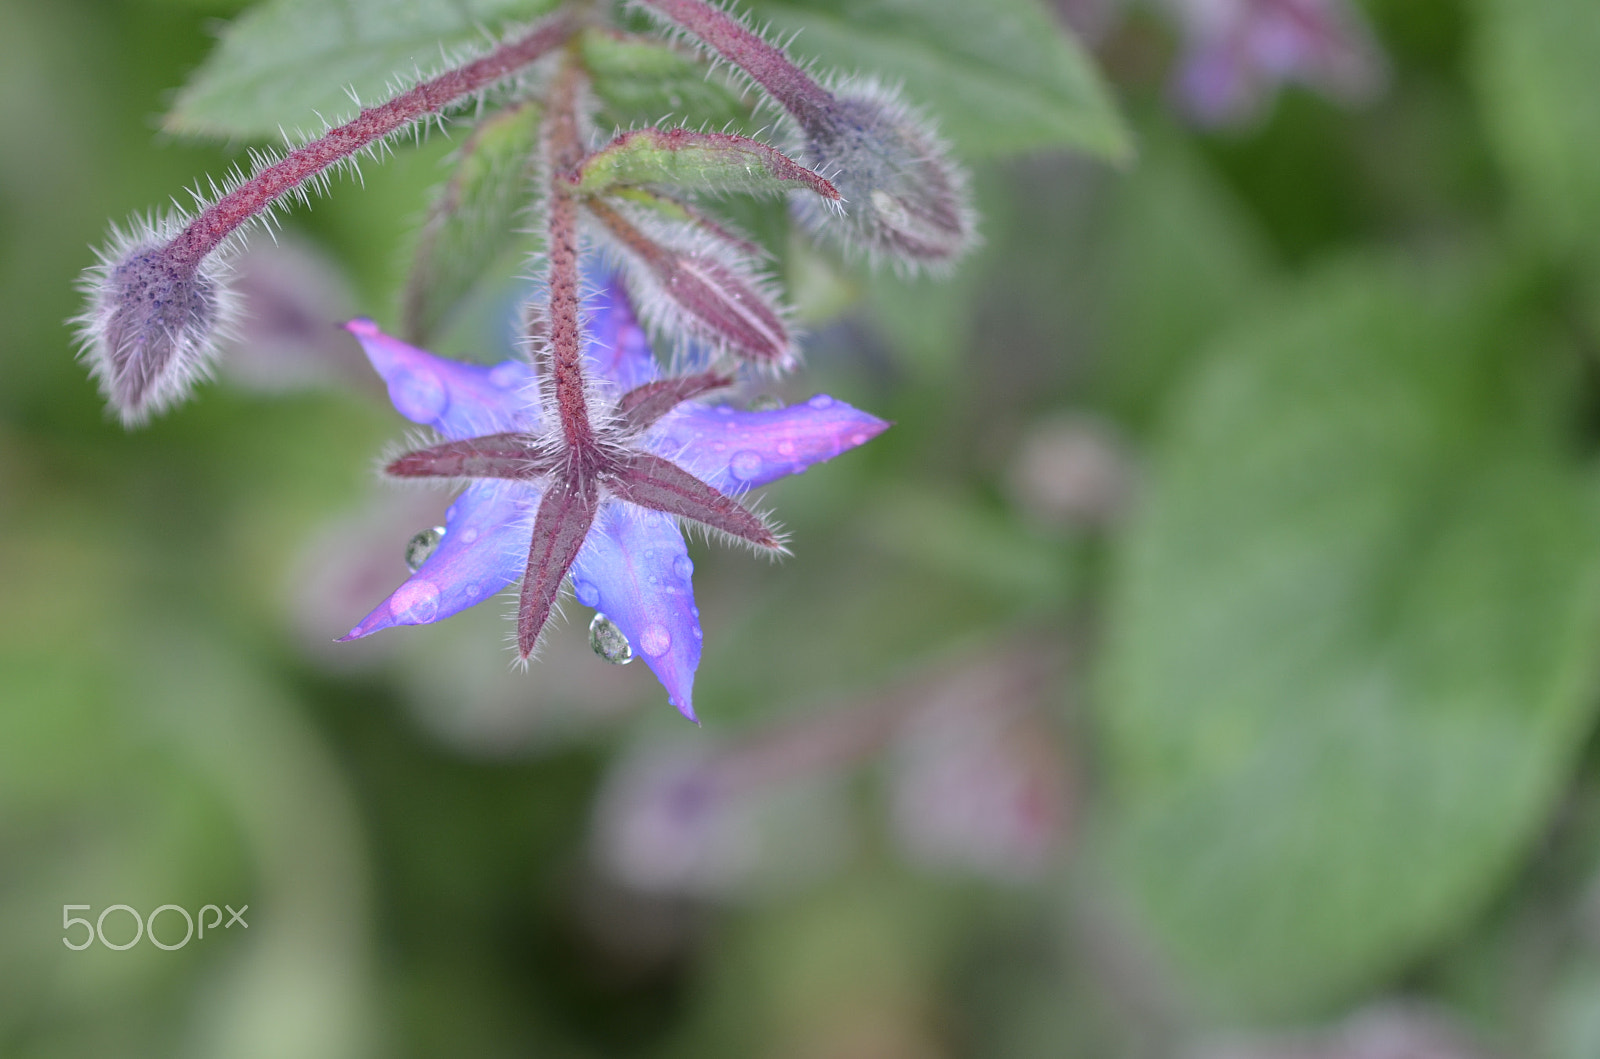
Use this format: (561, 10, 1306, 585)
(793, 82, 976, 271)
(587, 197, 797, 368)
(76, 222, 236, 425)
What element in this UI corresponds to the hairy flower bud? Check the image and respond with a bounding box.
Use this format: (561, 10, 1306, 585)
(74, 222, 237, 426)
(793, 82, 976, 270)
(587, 197, 797, 368)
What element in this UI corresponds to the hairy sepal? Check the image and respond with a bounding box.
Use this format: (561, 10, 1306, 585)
(574, 127, 840, 201)
(604, 452, 781, 550)
(517, 474, 600, 658)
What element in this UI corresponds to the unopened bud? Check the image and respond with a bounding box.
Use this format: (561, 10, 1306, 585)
(588, 197, 796, 368)
(75, 224, 235, 426)
(794, 83, 975, 270)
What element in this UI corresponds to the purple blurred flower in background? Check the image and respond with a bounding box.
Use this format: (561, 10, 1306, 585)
(338, 276, 888, 722)
(1167, 0, 1386, 125)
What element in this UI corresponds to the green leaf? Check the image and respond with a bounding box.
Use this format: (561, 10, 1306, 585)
(1474, 0, 1600, 257)
(1093, 120, 1276, 432)
(576, 127, 836, 199)
(1096, 255, 1600, 1017)
(580, 29, 754, 132)
(167, 0, 558, 139)
(401, 101, 541, 345)
(742, 0, 1130, 160)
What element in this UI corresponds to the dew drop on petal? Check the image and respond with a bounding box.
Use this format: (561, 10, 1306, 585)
(488, 362, 523, 388)
(807, 394, 834, 409)
(850, 432, 869, 446)
(638, 623, 672, 657)
(729, 450, 763, 480)
(776, 438, 796, 457)
(391, 580, 440, 624)
(391, 367, 448, 421)
(673, 555, 694, 580)
(589, 613, 634, 665)
(748, 394, 783, 411)
(405, 526, 445, 572)
(461, 527, 479, 544)
(574, 579, 601, 608)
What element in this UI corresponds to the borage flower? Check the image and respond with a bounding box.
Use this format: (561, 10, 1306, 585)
(338, 276, 888, 722)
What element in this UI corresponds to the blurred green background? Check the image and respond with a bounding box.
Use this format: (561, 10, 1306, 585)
(6, 0, 1600, 1056)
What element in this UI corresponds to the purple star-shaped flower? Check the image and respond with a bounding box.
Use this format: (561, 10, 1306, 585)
(338, 276, 888, 722)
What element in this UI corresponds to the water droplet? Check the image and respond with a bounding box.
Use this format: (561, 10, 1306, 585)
(465, 583, 479, 598)
(807, 394, 834, 410)
(776, 439, 796, 457)
(405, 526, 445, 572)
(573, 579, 600, 607)
(638, 623, 672, 657)
(589, 613, 634, 665)
(391, 367, 448, 421)
(391, 580, 440, 624)
(461, 527, 479, 544)
(729, 450, 763, 480)
(692, 625, 703, 639)
(673, 555, 694, 580)
(849, 432, 869, 447)
(488, 362, 523, 388)
(748, 394, 783, 411)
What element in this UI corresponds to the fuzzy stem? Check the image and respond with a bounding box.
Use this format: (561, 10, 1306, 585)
(637, 0, 835, 133)
(542, 51, 597, 453)
(166, 15, 573, 271)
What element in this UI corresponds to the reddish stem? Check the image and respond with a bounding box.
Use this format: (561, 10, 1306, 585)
(166, 16, 573, 271)
(638, 0, 835, 133)
(542, 53, 597, 453)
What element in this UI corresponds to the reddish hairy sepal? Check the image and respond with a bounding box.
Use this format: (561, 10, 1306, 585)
(588, 198, 795, 367)
(605, 453, 781, 550)
(385, 433, 557, 481)
(518, 475, 600, 657)
(574, 128, 840, 201)
(619, 372, 735, 430)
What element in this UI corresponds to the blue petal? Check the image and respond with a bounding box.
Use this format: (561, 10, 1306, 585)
(652, 396, 891, 491)
(345, 319, 538, 440)
(582, 276, 658, 394)
(340, 481, 538, 639)
(570, 504, 702, 722)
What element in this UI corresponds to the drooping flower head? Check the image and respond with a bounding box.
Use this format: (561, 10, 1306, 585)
(339, 275, 888, 722)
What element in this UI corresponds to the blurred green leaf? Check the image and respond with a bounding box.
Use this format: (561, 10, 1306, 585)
(743, 0, 1131, 160)
(1097, 255, 1600, 1016)
(580, 29, 752, 132)
(166, 0, 557, 139)
(1474, 0, 1600, 257)
(401, 101, 540, 344)
(1094, 122, 1276, 431)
